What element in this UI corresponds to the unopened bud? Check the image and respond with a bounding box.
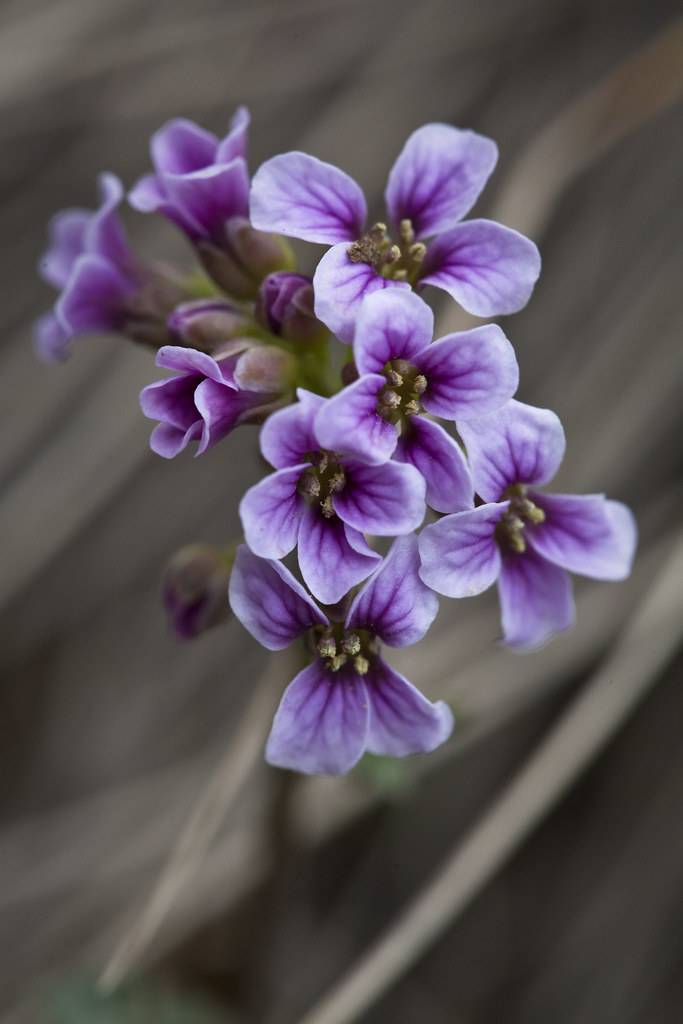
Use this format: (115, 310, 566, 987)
(198, 216, 295, 300)
(233, 345, 295, 394)
(168, 299, 250, 351)
(256, 271, 327, 344)
(163, 544, 233, 639)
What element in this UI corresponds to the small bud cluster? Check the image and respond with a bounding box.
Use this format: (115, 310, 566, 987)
(35, 108, 636, 775)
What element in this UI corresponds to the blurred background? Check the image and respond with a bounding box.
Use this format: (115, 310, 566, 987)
(1, 0, 682, 1021)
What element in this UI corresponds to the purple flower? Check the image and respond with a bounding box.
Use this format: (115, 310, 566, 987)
(229, 538, 453, 774)
(418, 400, 637, 650)
(250, 123, 541, 340)
(129, 108, 251, 242)
(315, 289, 518, 511)
(129, 108, 292, 297)
(256, 271, 327, 343)
(239, 389, 426, 604)
(140, 342, 293, 458)
(163, 543, 233, 638)
(36, 174, 145, 361)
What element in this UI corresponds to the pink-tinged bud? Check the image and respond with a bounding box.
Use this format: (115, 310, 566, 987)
(198, 216, 295, 300)
(162, 544, 234, 639)
(233, 344, 295, 394)
(168, 299, 251, 351)
(256, 272, 328, 344)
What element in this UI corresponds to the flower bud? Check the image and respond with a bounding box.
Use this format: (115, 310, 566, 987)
(256, 272, 328, 344)
(198, 216, 295, 300)
(233, 344, 295, 395)
(168, 299, 251, 351)
(162, 544, 234, 639)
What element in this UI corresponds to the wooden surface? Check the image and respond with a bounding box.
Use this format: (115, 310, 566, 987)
(1, 0, 682, 1021)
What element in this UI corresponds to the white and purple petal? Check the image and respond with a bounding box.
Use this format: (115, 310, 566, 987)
(385, 123, 498, 238)
(239, 465, 306, 559)
(150, 118, 219, 174)
(314, 375, 398, 465)
(421, 219, 541, 317)
(335, 459, 426, 536)
(260, 388, 324, 468)
(250, 152, 366, 244)
(394, 417, 473, 513)
(39, 208, 89, 289)
(228, 545, 327, 651)
(265, 662, 369, 775)
(416, 324, 519, 421)
(56, 254, 134, 334)
(87, 173, 136, 277)
(347, 535, 438, 646)
(458, 400, 566, 502)
(162, 158, 250, 240)
(155, 344, 226, 382)
(313, 242, 411, 343)
(365, 659, 454, 757)
(34, 311, 72, 363)
(297, 506, 381, 606)
(353, 288, 433, 375)
(527, 493, 637, 581)
(497, 547, 575, 650)
(418, 502, 505, 598)
(193, 377, 252, 454)
(216, 106, 250, 163)
(149, 420, 202, 459)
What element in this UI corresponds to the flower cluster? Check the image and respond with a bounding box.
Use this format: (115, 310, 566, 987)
(36, 108, 637, 776)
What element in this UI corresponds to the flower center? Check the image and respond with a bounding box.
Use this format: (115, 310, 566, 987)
(494, 484, 546, 554)
(312, 623, 379, 675)
(297, 450, 346, 519)
(376, 358, 427, 425)
(347, 219, 427, 285)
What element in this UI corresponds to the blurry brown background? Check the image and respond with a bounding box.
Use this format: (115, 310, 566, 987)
(1, 0, 682, 1021)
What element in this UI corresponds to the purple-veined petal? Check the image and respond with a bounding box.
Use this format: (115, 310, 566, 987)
(250, 152, 366, 244)
(314, 375, 397, 465)
(34, 311, 72, 363)
(162, 158, 250, 239)
(347, 535, 438, 646)
(297, 505, 381, 605)
(421, 219, 541, 317)
(527, 493, 637, 581)
(418, 502, 505, 598)
(216, 106, 250, 163)
(149, 420, 202, 459)
(335, 459, 426, 535)
(194, 377, 252, 454)
(416, 324, 518, 421)
(395, 417, 473, 513)
(151, 118, 218, 174)
(498, 547, 575, 650)
(344, 524, 382, 562)
(458, 400, 566, 502)
(39, 208, 89, 289)
(313, 242, 411, 343)
(128, 173, 202, 237)
(229, 544, 327, 650)
(353, 288, 433, 374)
(155, 344, 225, 381)
(139, 375, 199, 431)
(365, 658, 454, 756)
(385, 124, 498, 238)
(260, 388, 324, 468)
(56, 254, 133, 334)
(87, 173, 134, 276)
(265, 662, 369, 775)
(239, 465, 306, 559)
